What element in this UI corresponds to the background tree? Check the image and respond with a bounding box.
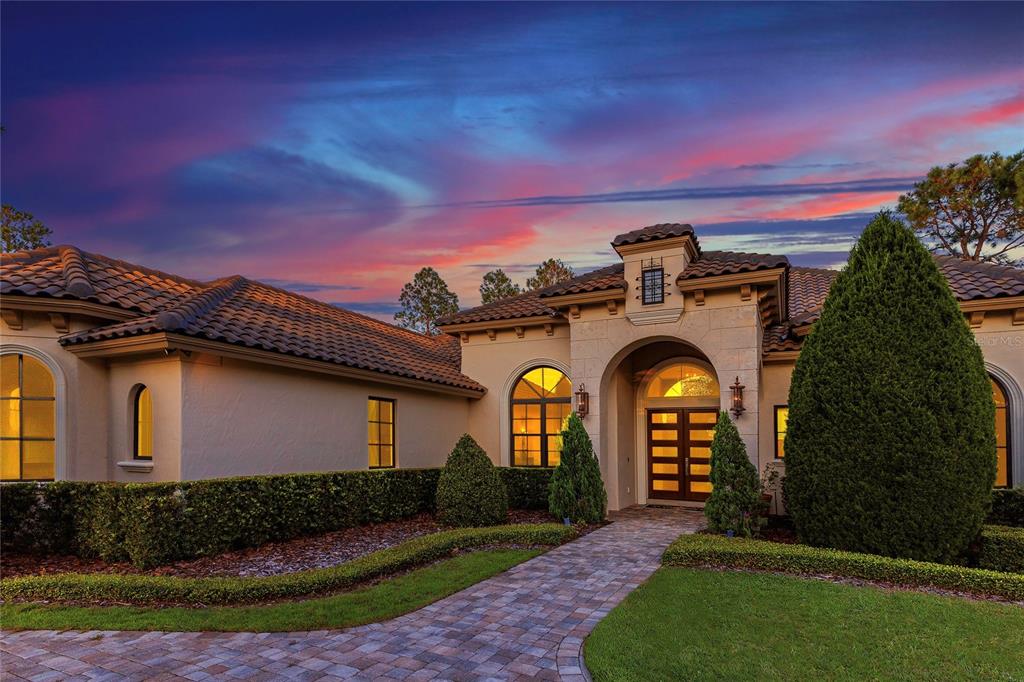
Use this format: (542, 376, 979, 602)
(527, 258, 575, 290)
(2, 204, 53, 253)
(394, 267, 459, 335)
(548, 413, 607, 523)
(783, 211, 994, 563)
(479, 268, 522, 304)
(704, 411, 761, 537)
(897, 150, 1023, 265)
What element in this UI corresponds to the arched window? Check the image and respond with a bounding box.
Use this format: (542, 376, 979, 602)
(645, 361, 719, 399)
(134, 385, 153, 460)
(511, 366, 571, 467)
(1, 353, 56, 480)
(993, 377, 1011, 488)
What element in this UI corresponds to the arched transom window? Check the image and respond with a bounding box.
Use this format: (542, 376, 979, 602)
(1, 353, 56, 481)
(993, 377, 1011, 488)
(646, 361, 719, 399)
(511, 367, 571, 467)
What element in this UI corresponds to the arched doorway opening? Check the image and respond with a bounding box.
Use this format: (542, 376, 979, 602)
(638, 359, 720, 502)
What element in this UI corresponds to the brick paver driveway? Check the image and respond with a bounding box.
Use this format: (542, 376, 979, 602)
(1, 506, 703, 681)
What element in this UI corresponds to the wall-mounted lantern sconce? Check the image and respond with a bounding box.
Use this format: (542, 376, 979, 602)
(575, 383, 590, 418)
(730, 376, 745, 417)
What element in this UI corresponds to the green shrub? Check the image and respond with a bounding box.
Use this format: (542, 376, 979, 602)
(548, 413, 607, 523)
(0, 482, 102, 555)
(783, 212, 995, 563)
(663, 534, 1024, 601)
(0, 523, 574, 606)
(436, 435, 508, 527)
(498, 467, 554, 510)
(704, 411, 760, 537)
(978, 525, 1024, 573)
(989, 487, 1024, 527)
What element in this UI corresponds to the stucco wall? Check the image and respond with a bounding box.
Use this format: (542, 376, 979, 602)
(177, 355, 471, 479)
(460, 325, 572, 464)
(107, 354, 183, 481)
(1, 311, 109, 481)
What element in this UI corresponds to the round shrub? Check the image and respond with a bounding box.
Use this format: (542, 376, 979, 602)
(783, 211, 995, 563)
(548, 413, 607, 523)
(436, 434, 508, 527)
(704, 411, 760, 537)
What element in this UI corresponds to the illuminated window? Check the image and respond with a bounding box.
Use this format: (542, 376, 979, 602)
(368, 397, 395, 469)
(1, 353, 55, 481)
(993, 378, 1011, 488)
(645, 362, 719, 399)
(511, 367, 571, 467)
(134, 386, 153, 460)
(775, 405, 788, 458)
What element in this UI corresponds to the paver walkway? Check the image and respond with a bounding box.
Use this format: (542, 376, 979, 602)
(1, 506, 703, 681)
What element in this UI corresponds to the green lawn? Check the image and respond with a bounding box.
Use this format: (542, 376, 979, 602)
(0, 548, 538, 632)
(585, 567, 1024, 681)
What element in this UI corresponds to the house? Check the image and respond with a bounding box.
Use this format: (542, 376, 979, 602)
(1, 224, 1021, 510)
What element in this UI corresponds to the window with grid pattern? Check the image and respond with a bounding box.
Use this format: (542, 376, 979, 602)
(510, 367, 571, 467)
(368, 397, 395, 469)
(1, 354, 55, 481)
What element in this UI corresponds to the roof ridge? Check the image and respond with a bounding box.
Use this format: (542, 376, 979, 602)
(242, 278, 450, 348)
(155, 275, 248, 331)
(933, 253, 1024, 277)
(57, 245, 96, 298)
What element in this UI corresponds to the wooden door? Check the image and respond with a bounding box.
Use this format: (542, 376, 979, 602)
(647, 408, 718, 502)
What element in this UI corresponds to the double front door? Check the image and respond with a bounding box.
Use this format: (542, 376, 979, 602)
(647, 408, 717, 501)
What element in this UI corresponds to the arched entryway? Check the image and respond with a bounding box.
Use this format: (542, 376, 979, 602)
(598, 338, 727, 509)
(637, 359, 720, 502)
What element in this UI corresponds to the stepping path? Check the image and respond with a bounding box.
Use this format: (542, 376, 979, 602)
(1, 506, 703, 681)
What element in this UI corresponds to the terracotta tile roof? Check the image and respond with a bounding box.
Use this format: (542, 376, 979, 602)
(935, 255, 1024, 300)
(3, 246, 483, 394)
(1, 245, 202, 314)
(612, 223, 695, 248)
(787, 266, 837, 325)
(437, 264, 625, 326)
(678, 251, 789, 281)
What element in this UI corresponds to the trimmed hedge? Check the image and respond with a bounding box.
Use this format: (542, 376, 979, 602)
(498, 467, 554, 510)
(0, 523, 575, 606)
(663, 534, 1024, 601)
(436, 435, 508, 527)
(989, 488, 1024, 528)
(979, 525, 1024, 574)
(2, 469, 441, 567)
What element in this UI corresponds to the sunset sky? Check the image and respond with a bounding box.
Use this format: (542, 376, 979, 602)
(3, 2, 1022, 318)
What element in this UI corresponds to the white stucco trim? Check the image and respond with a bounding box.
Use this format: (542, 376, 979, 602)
(116, 459, 154, 473)
(499, 357, 573, 467)
(0, 343, 69, 480)
(633, 356, 721, 506)
(988, 362, 1023, 488)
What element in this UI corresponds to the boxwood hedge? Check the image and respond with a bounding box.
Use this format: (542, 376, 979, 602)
(0, 523, 575, 606)
(989, 488, 1024, 528)
(663, 534, 1024, 601)
(978, 525, 1024, 574)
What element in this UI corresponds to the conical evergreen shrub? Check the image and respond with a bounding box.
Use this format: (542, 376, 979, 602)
(436, 434, 508, 527)
(783, 211, 995, 563)
(548, 413, 607, 523)
(704, 411, 761, 537)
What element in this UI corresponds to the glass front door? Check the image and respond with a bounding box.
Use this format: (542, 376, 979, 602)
(646, 408, 717, 501)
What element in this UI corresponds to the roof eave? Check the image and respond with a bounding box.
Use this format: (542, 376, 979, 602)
(61, 330, 487, 399)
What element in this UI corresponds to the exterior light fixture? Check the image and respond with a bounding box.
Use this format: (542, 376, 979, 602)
(575, 383, 590, 418)
(730, 376, 745, 417)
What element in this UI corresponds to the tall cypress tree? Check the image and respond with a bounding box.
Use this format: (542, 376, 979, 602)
(783, 211, 995, 563)
(548, 413, 607, 523)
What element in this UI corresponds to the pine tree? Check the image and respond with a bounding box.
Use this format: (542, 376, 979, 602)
(480, 269, 523, 303)
(783, 211, 995, 562)
(703, 411, 760, 537)
(548, 413, 607, 523)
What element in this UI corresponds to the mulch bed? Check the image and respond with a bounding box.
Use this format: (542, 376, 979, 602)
(1, 509, 557, 580)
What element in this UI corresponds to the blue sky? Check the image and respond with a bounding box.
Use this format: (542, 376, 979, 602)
(3, 2, 1022, 316)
